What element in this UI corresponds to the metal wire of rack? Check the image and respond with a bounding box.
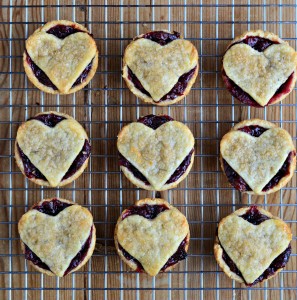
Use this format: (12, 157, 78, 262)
(0, 1, 297, 299)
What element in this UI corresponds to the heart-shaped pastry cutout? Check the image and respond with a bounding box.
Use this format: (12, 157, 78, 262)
(117, 209, 189, 276)
(17, 119, 87, 187)
(117, 121, 195, 190)
(220, 128, 294, 194)
(124, 39, 198, 101)
(18, 205, 93, 277)
(223, 43, 297, 106)
(218, 214, 291, 284)
(26, 31, 96, 93)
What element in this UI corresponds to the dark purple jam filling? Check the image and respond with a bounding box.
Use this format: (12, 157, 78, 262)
(26, 24, 94, 90)
(223, 125, 295, 192)
(46, 24, 85, 39)
(24, 199, 93, 276)
(119, 203, 188, 273)
(32, 198, 73, 216)
(127, 66, 197, 102)
(223, 36, 294, 107)
(240, 205, 270, 225)
(18, 113, 91, 183)
(122, 204, 169, 220)
(220, 206, 291, 286)
(119, 115, 194, 187)
(138, 30, 181, 46)
(30, 113, 66, 127)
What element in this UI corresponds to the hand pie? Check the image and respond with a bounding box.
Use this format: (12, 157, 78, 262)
(123, 30, 199, 106)
(222, 30, 297, 107)
(220, 119, 296, 195)
(18, 198, 96, 277)
(114, 198, 190, 276)
(117, 114, 195, 191)
(214, 206, 292, 286)
(23, 20, 98, 94)
(15, 111, 91, 187)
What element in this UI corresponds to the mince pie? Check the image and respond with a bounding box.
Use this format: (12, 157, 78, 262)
(117, 114, 195, 191)
(122, 30, 199, 106)
(114, 198, 190, 276)
(15, 111, 91, 187)
(18, 198, 96, 277)
(222, 30, 297, 107)
(23, 20, 98, 94)
(220, 119, 296, 195)
(214, 206, 292, 286)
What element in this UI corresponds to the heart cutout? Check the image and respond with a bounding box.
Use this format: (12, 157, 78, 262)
(26, 31, 96, 93)
(124, 39, 198, 101)
(117, 121, 195, 190)
(223, 43, 297, 106)
(17, 119, 87, 187)
(18, 205, 93, 277)
(218, 214, 291, 284)
(220, 128, 294, 193)
(117, 209, 189, 276)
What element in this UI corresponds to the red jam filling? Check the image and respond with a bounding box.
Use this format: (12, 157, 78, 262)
(119, 115, 194, 187)
(119, 204, 188, 273)
(220, 206, 291, 286)
(24, 199, 93, 276)
(223, 36, 294, 107)
(223, 125, 295, 192)
(17, 113, 91, 182)
(127, 30, 196, 102)
(26, 24, 94, 90)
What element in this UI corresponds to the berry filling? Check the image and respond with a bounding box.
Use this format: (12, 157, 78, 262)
(24, 199, 94, 276)
(119, 115, 194, 187)
(118, 204, 188, 273)
(25, 24, 94, 91)
(127, 30, 197, 102)
(138, 31, 181, 46)
(17, 113, 91, 183)
(223, 36, 295, 107)
(219, 206, 291, 286)
(222, 125, 295, 192)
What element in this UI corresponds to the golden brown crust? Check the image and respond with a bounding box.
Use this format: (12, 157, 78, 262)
(15, 111, 90, 187)
(122, 30, 199, 106)
(23, 20, 98, 95)
(220, 119, 296, 195)
(18, 198, 96, 277)
(222, 30, 297, 107)
(214, 206, 292, 285)
(114, 198, 190, 276)
(117, 118, 195, 191)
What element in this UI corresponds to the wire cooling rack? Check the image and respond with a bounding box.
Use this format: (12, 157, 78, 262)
(0, 1, 297, 299)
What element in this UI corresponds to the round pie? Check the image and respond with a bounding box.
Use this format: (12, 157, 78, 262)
(122, 30, 199, 106)
(15, 111, 91, 187)
(117, 114, 195, 191)
(220, 119, 296, 195)
(114, 198, 190, 276)
(222, 30, 297, 107)
(18, 198, 96, 277)
(23, 20, 98, 94)
(214, 206, 292, 286)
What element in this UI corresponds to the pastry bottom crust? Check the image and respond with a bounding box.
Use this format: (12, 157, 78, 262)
(120, 151, 195, 191)
(20, 198, 96, 277)
(122, 64, 198, 106)
(114, 199, 190, 275)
